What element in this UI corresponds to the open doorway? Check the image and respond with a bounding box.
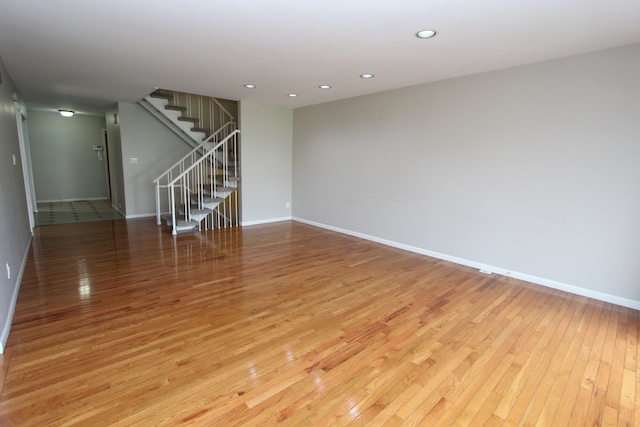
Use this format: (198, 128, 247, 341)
(25, 111, 121, 226)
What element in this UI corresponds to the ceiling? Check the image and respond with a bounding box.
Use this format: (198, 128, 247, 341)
(1, 0, 639, 115)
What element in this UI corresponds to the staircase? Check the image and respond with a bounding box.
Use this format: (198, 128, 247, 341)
(140, 89, 236, 147)
(144, 89, 240, 235)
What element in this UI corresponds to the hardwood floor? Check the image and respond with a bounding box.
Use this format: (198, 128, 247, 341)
(0, 219, 637, 426)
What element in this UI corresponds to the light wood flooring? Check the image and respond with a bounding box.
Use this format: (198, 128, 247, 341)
(0, 219, 638, 426)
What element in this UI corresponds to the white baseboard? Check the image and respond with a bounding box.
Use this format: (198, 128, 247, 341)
(241, 216, 292, 227)
(0, 236, 32, 354)
(124, 213, 156, 219)
(37, 197, 110, 203)
(112, 204, 125, 216)
(293, 217, 640, 311)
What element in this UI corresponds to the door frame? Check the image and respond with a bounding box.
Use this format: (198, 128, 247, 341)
(101, 128, 112, 201)
(15, 103, 36, 231)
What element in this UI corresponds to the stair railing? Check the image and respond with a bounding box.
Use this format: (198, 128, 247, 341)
(154, 122, 237, 226)
(159, 130, 240, 235)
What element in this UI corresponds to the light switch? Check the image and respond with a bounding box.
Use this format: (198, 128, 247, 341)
(130, 157, 138, 164)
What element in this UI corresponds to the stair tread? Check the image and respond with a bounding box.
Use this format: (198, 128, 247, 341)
(191, 127, 210, 134)
(193, 187, 236, 195)
(150, 92, 173, 100)
(190, 208, 213, 214)
(161, 215, 198, 229)
(165, 105, 187, 111)
(178, 117, 199, 123)
(212, 166, 239, 172)
(175, 219, 198, 226)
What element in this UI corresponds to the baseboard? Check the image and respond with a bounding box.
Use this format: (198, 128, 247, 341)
(0, 236, 32, 354)
(112, 204, 125, 216)
(292, 217, 640, 311)
(124, 213, 156, 219)
(241, 216, 292, 227)
(37, 197, 110, 203)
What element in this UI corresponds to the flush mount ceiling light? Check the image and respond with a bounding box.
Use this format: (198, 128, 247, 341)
(319, 85, 331, 89)
(416, 30, 437, 39)
(244, 84, 256, 89)
(58, 110, 74, 117)
(360, 73, 374, 79)
(288, 93, 298, 97)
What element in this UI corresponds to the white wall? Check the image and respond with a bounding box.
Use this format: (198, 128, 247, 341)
(28, 111, 108, 201)
(118, 102, 193, 218)
(293, 43, 640, 308)
(0, 57, 32, 352)
(239, 101, 293, 224)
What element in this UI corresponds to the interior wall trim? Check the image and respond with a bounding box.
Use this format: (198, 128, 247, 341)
(293, 217, 640, 311)
(241, 216, 292, 227)
(0, 236, 32, 354)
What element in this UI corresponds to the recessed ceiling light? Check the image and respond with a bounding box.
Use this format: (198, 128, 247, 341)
(416, 30, 437, 39)
(319, 85, 331, 89)
(58, 110, 74, 117)
(244, 84, 256, 89)
(288, 93, 298, 97)
(360, 73, 374, 79)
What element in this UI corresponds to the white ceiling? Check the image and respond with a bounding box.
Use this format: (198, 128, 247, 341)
(1, 0, 639, 115)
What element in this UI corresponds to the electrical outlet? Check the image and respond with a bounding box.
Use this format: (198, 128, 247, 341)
(130, 157, 138, 164)
(6, 263, 10, 279)
(285, 202, 291, 209)
(12, 154, 17, 166)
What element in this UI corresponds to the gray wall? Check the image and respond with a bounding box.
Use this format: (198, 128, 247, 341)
(0, 57, 31, 352)
(239, 101, 293, 224)
(293, 43, 640, 308)
(117, 102, 193, 218)
(28, 111, 108, 201)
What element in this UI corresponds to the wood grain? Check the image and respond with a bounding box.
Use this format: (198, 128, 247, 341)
(0, 219, 637, 425)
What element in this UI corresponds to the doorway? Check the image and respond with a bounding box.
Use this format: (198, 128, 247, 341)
(25, 111, 117, 226)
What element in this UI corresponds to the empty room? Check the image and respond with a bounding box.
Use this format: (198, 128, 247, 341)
(1, 1, 639, 425)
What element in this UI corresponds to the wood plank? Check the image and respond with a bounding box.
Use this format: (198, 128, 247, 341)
(492, 289, 570, 422)
(566, 301, 608, 426)
(0, 219, 637, 425)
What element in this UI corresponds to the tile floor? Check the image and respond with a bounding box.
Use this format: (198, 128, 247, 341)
(35, 200, 124, 226)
